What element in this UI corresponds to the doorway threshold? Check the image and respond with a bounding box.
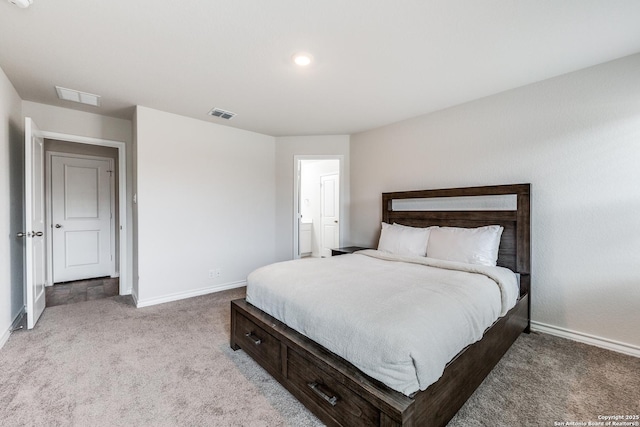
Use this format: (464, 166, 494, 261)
(45, 277, 119, 307)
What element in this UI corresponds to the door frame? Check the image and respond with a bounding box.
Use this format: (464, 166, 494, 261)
(37, 131, 129, 295)
(45, 152, 117, 284)
(293, 155, 344, 259)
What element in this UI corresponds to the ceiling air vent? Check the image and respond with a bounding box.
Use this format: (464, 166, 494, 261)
(55, 86, 101, 107)
(208, 108, 236, 120)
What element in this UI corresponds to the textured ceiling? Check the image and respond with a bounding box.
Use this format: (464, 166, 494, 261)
(1, 0, 640, 136)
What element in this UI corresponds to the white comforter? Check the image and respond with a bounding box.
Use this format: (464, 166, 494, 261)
(246, 250, 519, 396)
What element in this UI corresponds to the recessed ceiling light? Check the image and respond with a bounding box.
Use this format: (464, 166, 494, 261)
(292, 52, 313, 67)
(55, 86, 101, 107)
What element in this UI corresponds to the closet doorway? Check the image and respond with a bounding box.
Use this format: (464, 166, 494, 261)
(293, 156, 342, 259)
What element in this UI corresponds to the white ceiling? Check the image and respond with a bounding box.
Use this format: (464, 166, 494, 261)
(1, 1, 640, 136)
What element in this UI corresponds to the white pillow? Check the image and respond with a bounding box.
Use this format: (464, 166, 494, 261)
(426, 225, 504, 266)
(377, 223, 433, 257)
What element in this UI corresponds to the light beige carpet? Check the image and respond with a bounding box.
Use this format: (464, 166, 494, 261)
(1, 288, 638, 426)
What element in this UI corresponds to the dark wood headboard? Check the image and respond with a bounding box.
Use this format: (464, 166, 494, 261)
(382, 184, 530, 294)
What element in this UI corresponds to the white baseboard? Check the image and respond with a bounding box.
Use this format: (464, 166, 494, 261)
(1, 307, 26, 350)
(0, 327, 10, 350)
(135, 280, 246, 308)
(531, 321, 640, 358)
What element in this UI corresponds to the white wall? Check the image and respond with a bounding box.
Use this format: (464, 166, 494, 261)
(134, 106, 276, 306)
(22, 102, 132, 143)
(275, 136, 350, 261)
(299, 162, 316, 222)
(349, 53, 640, 353)
(0, 66, 24, 348)
(21, 102, 134, 294)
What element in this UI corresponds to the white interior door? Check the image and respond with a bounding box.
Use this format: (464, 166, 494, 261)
(51, 155, 112, 282)
(320, 174, 340, 257)
(24, 117, 46, 329)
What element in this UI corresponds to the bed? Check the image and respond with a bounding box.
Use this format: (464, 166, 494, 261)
(230, 183, 531, 426)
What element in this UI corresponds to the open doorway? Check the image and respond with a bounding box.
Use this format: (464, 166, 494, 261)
(23, 118, 128, 329)
(294, 157, 342, 258)
(44, 140, 119, 306)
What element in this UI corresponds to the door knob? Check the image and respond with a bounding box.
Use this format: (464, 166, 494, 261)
(334, 220, 338, 223)
(17, 232, 27, 238)
(55, 224, 62, 228)
(33, 231, 43, 237)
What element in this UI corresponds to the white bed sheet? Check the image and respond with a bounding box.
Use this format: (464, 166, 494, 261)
(246, 250, 519, 396)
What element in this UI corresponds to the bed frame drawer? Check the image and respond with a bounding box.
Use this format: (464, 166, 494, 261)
(234, 313, 281, 373)
(287, 348, 380, 426)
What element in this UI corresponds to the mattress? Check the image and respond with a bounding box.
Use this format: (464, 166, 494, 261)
(246, 250, 519, 396)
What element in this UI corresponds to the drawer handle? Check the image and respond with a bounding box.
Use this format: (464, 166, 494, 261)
(245, 332, 262, 345)
(308, 382, 339, 407)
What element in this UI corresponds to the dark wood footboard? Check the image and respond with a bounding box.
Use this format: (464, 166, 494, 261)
(231, 294, 529, 427)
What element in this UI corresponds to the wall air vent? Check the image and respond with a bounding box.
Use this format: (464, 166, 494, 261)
(208, 108, 237, 120)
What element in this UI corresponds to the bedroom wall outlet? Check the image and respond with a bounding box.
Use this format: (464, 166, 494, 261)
(208, 269, 215, 279)
(215, 268, 222, 277)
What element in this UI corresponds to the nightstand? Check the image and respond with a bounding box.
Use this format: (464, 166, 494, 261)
(331, 246, 371, 256)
